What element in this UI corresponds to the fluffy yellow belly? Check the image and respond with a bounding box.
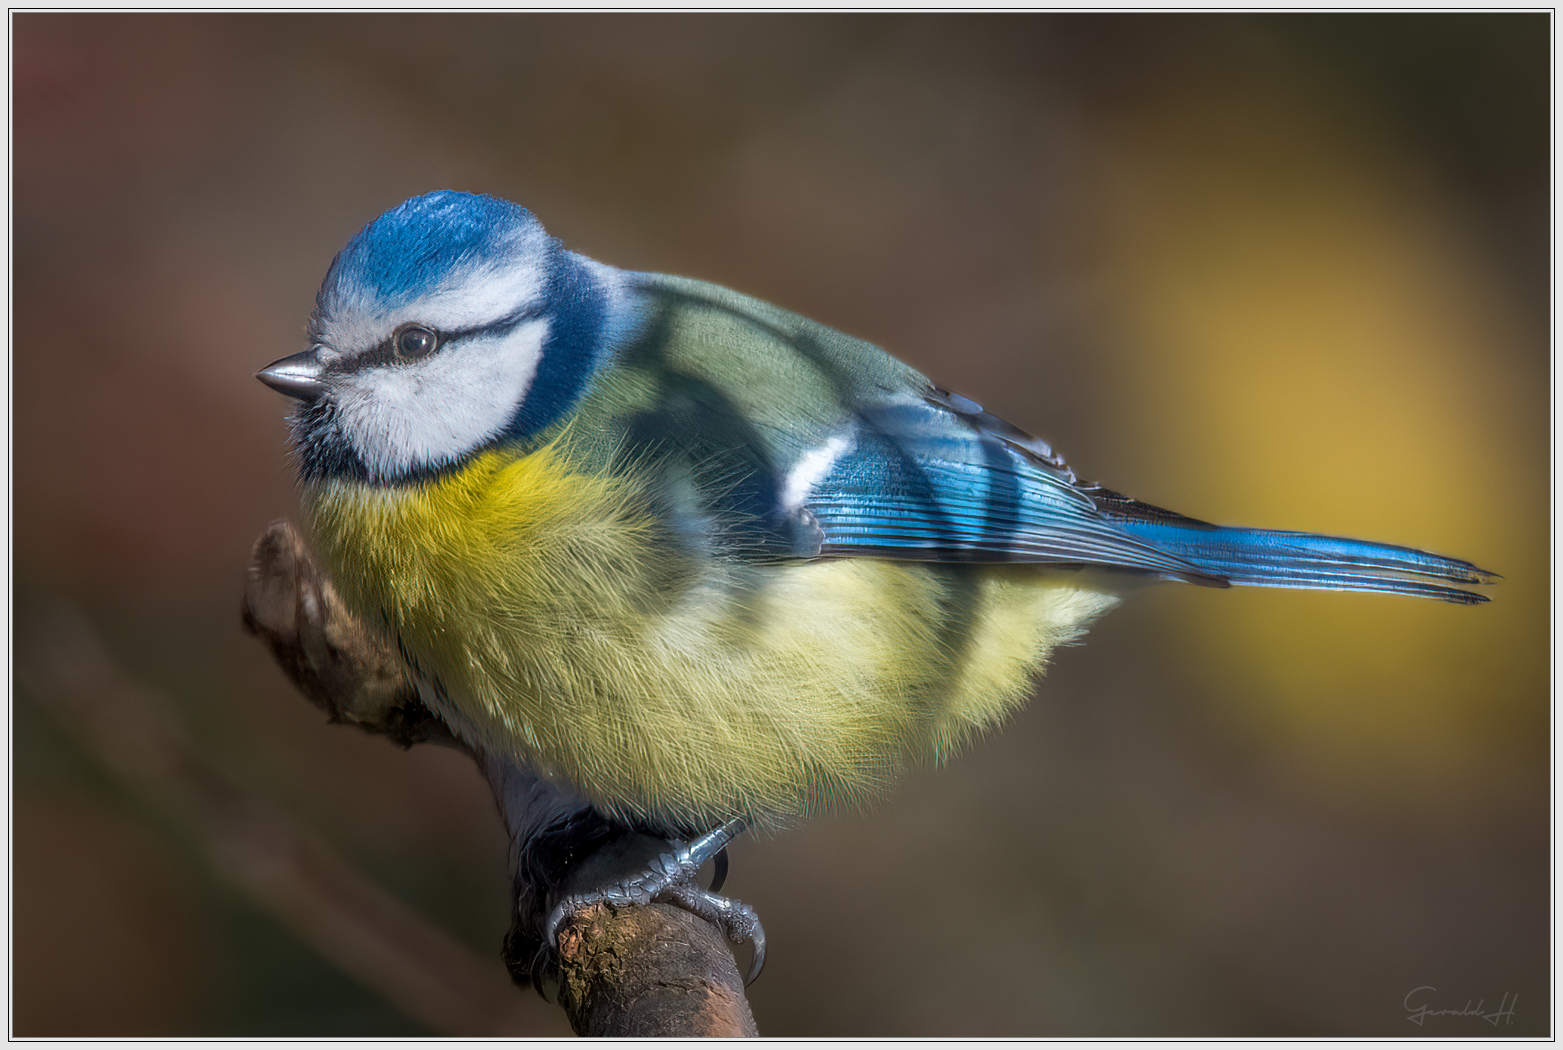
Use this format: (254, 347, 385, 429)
(304, 443, 1119, 829)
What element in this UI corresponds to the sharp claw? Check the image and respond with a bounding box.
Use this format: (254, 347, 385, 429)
(543, 901, 570, 947)
(709, 845, 729, 894)
(744, 918, 767, 986)
(531, 964, 549, 1002)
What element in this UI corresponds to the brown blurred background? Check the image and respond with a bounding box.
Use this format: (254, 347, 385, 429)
(12, 12, 1549, 1037)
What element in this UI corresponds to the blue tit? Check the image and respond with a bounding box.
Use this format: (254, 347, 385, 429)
(258, 191, 1491, 972)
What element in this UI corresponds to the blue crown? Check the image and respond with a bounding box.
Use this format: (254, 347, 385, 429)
(322, 191, 538, 306)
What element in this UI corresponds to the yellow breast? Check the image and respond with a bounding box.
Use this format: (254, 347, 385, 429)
(304, 440, 1119, 829)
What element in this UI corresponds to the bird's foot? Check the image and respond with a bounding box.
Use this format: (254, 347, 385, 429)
(544, 819, 766, 985)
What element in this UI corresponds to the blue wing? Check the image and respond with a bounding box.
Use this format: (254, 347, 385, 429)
(612, 274, 1490, 603)
(801, 387, 1494, 604)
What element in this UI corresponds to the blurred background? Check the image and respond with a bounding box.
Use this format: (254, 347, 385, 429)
(12, 12, 1549, 1037)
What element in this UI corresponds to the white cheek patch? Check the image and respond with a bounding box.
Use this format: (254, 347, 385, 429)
(335, 318, 550, 477)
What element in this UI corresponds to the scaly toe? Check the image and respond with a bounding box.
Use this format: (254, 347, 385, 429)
(544, 819, 764, 983)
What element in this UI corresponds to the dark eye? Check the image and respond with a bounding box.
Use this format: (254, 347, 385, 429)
(394, 325, 439, 361)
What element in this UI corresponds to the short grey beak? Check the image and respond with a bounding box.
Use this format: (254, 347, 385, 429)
(257, 350, 327, 400)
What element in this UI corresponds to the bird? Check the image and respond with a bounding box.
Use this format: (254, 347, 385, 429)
(258, 189, 1492, 982)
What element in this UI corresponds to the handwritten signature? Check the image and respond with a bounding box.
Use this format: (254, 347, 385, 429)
(1404, 986, 1517, 1026)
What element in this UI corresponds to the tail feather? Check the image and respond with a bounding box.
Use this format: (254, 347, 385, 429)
(1093, 490, 1495, 605)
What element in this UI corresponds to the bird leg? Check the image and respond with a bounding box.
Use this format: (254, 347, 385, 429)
(544, 819, 766, 985)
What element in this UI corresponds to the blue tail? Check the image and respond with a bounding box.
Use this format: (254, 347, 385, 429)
(1093, 490, 1495, 605)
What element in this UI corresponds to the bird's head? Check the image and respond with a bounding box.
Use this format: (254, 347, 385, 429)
(259, 191, 614, 484)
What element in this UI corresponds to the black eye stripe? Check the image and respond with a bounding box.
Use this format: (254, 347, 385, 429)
(333, 302, 549, 372)
(429, 302, 547, 345)
(344, 329, 440, 370)
(465, 300, 548, 337)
